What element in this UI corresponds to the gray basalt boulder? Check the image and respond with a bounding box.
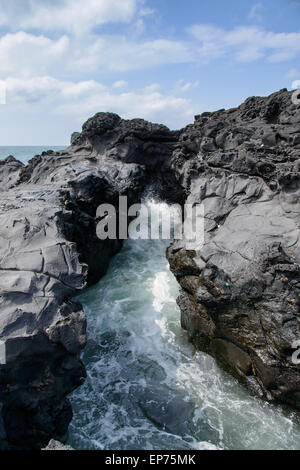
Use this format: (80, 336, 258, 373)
(0, 156, 24, 191)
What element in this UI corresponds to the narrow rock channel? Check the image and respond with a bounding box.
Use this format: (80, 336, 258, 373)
(0, 89, 299, 449)
(68, 201, 300, 450)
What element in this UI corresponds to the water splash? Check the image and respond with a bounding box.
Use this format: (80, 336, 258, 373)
(68, 201, 300, 450)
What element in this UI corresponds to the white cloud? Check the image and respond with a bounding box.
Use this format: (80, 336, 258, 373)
(292, 80, 300, 89)
(143, 83, 161, 93)
(1, 3, 299, 140)
(189, 24, 300, 63)
(0, 32, 69, 78)
(1, 76, 106, 104)
(286, 68, 300, 79)
(1, 75, 196, 129)
(248, 3, 264, 23)
(2, 21, 299, 85)
(174, 79, 199, 93)
(134, 18, 146, 35)
(112, 80, 128, 89)
(0, 0, 138, 35)
(0, 30, 192, 78)
(57, 88, 194, 129)
(139, 7, 155, 17)
(70, 36, 194, 72)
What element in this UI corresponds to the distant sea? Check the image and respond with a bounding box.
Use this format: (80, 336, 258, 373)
(0, 146, 66, 165)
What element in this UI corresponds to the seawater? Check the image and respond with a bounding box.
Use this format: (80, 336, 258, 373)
(68, 201, 300, 450)
(0, 146, 65, 164)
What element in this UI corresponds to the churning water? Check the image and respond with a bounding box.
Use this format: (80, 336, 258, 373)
(68, 201, 300, 450)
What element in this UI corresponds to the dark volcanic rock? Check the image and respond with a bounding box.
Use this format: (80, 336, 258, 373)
(167, 88, 300, 408)
(0, 89, 299, 449)
(0, 113, 182, 449)
(0, 187, 87, 449)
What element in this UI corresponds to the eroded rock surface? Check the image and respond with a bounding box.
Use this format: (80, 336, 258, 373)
(0, 115, 180, 449)
(167, 88, 300, 407)
(0, 156, 24, 191)
(0, 89, 299, 449)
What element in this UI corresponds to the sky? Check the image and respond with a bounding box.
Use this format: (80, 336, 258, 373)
(0, 0, 299, 145)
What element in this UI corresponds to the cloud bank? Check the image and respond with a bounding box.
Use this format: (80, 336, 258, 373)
(0, 0, 299, 136)
(0, 0, 138, 34)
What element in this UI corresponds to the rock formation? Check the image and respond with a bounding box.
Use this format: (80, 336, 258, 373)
(167, 88, 300, 408)
(0, 89, 299, 449)
(0, 115, 180, 449)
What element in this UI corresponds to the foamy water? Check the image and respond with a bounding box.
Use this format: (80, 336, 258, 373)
(68, 201, 300, 450)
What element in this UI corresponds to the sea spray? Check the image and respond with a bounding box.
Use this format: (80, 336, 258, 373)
(68, 200, 300, 450)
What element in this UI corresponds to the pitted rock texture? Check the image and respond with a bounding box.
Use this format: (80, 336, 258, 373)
(167, 88, 300, 408)
(0, 88, 299, 449)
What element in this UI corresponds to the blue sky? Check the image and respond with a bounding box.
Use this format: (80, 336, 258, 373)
(0, 0, 299, 145)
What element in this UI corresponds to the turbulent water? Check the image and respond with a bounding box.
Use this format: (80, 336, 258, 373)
(0, 146, 65, 164)
(68, 201, 300, 450)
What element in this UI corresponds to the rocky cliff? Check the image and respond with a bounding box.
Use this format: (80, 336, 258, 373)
(167, 88, 300, 408)
(0, 89, 299, 449)
(0, 115, 180, 449)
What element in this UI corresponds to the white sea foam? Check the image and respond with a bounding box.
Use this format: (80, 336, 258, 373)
(152, 271, 176, 313)
(68, 201, 300, 450)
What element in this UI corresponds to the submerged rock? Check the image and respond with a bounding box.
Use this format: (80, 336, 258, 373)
(0, 88, 299, 449)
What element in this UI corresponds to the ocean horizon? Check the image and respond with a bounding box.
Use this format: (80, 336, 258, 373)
(0, 146, 67, 164)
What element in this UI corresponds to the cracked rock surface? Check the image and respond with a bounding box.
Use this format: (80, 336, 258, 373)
(0, 114, 180, 449)
(167, 88, 300, 408)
